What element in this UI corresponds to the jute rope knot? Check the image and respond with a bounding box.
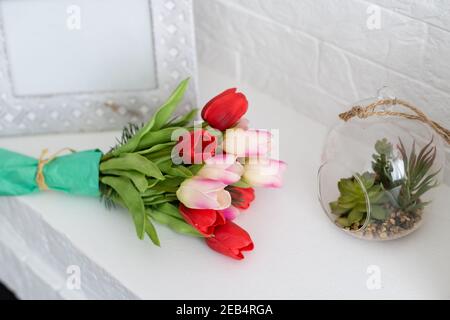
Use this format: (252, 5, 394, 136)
(339, 98, 450, 145)
(36, 148, 75, 191)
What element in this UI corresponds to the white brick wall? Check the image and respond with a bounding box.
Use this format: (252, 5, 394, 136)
(193, 0, 450, 184)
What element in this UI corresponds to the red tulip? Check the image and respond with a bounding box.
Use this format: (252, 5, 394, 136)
(226, 186, 255, 210)
(179, 204, 225, 237)
(177, 129, 217, 164)
(201, 88, 248, 131)
(206, 221, 254, 260)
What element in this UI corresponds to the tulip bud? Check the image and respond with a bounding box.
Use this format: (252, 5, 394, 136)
(179, 204, 225, 237)
(197, 154, 244, 185)
(226, 186, 255, 210)
(243, 159, 287, 188)
(206, 221, 254, 260)
(176, 177, 231, 210)
(201, 88, 248, 131)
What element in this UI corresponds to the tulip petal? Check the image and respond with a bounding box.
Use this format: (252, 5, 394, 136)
(198, 167, 241, 185)
(177, 186, 225, 210)
(206, 221, 254, 260)
(201, 89, 248, 131)
(205, 154, 237, 167)
(201, 88, 237, 119)
(227, 186, 255, 210)
(219, 205, 240, 220)
(244, 159, 287, 188)
(229, 162, 244, 176)
(179, 204, 225, 236)
(183, 177, 228, 193)
(216, 189, 232, 210)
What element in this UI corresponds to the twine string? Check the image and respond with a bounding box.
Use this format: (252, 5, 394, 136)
(339, 98, 450, 145)
(36, 148, 76, 191)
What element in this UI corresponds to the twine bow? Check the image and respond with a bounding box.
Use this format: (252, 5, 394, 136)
(339, 98, 450, 145)
(36, 148, 75, 191)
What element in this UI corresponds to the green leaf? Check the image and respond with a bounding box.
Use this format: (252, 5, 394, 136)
(232, 179, 252, 188)
(339, 194, 358, 204)
(338, 201, 356, 210)
(147, 178, 160, 189)
(152, 177, 185, 192)
(100, 153, 164, 180)
(108, 79, 189, 156)
(338, 178, 354, 194)
(154, 202, 183, 219)
(188, 164, 203, 176)
(397, 138, 439, 213)
(337, 217, 352, 227)
(144, 195, 178, 205)
(359, 172, 375, 189)
(348, 208, 364, 224)
(163, 108, 198, 128)
(137, 142, 176, 156)
(368, 188, 385, 204)
(158, 160, 193, 178)
(144, 194, 170, 204)
(374, 138, 393, 156)
(102, 169, 148, 193)
(142, 188, 165, 198)
(369, 205, 389, 220)
(101, 176, 146, 239)
(148, 154, 173, 165)
(329, 201, 349, 215)
(151, 78, 190, 131)
(138, 127, 181, 150)
(145, 217, 160, 246)
(147, 207, 202, 237)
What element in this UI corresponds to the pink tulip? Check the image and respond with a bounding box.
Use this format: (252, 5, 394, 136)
(224, 128, 272, 157)
(234, 118, 249, 130)
(219, 205, 241, 220)
(197, 154, 244, 185)
(176, 177, 231, 210)
(243, 159, 287, 188)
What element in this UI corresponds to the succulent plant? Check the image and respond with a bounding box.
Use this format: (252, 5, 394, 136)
(372, 138, 396, 189)
(330, 137, 441, 234)
(397, 138, 439, 213)
(330, 172, 388, 227)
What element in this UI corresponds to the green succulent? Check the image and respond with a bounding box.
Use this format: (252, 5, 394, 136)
(330, 172, 389, 227)
(372, 138, 397, 189)
(397, 138, 440, 213)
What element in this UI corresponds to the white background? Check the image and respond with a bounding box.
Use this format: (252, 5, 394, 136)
(193, 0, 450, 184)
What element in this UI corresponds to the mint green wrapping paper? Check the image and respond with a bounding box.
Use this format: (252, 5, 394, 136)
(0, 148, 102, 196)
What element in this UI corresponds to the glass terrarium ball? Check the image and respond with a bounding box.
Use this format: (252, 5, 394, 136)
(318, 99, 446, 241)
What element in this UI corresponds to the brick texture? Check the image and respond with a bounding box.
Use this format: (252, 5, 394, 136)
(193, 0, 450, 184)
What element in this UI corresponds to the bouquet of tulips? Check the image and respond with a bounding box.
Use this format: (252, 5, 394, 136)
(0, 79, 286, 260)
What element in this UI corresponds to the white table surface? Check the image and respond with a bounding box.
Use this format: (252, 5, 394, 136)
(1, 66, 450, 299)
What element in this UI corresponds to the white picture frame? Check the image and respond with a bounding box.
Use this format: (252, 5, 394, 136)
(0, 0, 197, 136)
